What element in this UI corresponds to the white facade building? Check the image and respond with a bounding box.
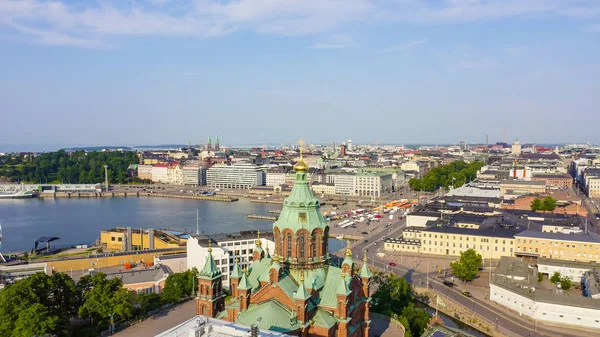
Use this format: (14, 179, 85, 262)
(327, 172, 392, 197)
(206, 164, 265, 189)
(400, 161, 422, 175)
(151, 164, 169, 183)
(167, 164, 183, 185)
(266, 171, 289, 187)
(511, 139, 522, 155)
(183, 166, 206, 186)
(138, 164, 153, 180)
(154, 315, 286, 337)
(186, 231, 275, 286)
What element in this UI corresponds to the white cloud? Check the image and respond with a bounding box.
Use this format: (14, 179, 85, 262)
(379, 39, 427, 53)
(0, 0, 599, 48)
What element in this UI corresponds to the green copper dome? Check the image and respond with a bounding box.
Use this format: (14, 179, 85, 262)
(273, 165, 328, 235)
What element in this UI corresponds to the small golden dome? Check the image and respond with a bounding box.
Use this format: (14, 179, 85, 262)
(294, 158, 309, 173)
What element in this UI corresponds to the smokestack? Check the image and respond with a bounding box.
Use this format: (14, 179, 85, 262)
(504, 128, 507, 144)
(486, 134, 488, 151)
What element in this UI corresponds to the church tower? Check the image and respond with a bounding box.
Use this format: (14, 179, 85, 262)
(196, 241, 225, 317)
(272, 151, 329, 271)
(215, 133, 220, 151)
(207, 133, 212, 151)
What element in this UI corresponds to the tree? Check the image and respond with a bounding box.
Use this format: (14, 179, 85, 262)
(0, 272, 71, 337)
(370, 273, 413, 316)
(137, 293, 162, 314)
(160, 268, 199, 305)
(401, 303, 430, 337)
(560, 276, 572, 291)
(542, 196, 557, 212)
(450, 249, 482, 282)
(531, 198, 542, 211)
(550, 271, 561, 284)
(12, 303, 58, 337)
(78, 273, 135, 326)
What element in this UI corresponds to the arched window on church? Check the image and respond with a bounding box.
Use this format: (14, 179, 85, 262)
(287, 233, 292, 258)
(312, 235, 317, 258)
(299, 233, 306, 259)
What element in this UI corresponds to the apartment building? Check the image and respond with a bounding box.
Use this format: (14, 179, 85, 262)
(531, 173, 573, 188)
(186, 231, 275, 286)
(385, 226, 516, 259)
(182, 165, 206, 186)
(206, 164, 265, 189)
(326, 171, 392, 197)
(514, 230, 600, 262)
(167, 164, 183, 185)
(151, 164, 169, 183)
(138, 164, 153, 180)
(500, 179, 546, 196)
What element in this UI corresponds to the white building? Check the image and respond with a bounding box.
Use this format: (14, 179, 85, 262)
(183, 165, 206, 186)
(138, 164, 153, 180)
(265, 170, 290, 187)
(167, 164, 183, 185)
(151, 164, 169, 183)
(491, 257, 600, 330)
(154, 315, 286, 337)
(327, 172, 392, 197)
(311, 183, 335, 196)
(400, 161, 422, 175)
(511, 139, 522, 155)
(207, 164, 265, 189)
(186, 231, 275, 286)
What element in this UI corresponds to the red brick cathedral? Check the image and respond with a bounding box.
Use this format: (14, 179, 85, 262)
(195, 156, 372, 336)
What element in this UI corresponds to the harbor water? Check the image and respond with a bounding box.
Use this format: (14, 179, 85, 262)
(0, 197, 347, 253)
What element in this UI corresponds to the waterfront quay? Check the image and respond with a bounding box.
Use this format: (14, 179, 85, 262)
(36, 191, 237, 202)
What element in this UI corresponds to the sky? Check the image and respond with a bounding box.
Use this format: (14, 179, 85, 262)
(1, 0, 600, 151)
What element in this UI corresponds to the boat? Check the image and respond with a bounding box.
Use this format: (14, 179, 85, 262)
(336, 234, 344, 240)
(0, 190, 34, 199)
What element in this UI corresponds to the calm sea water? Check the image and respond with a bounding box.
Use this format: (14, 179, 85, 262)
(0, 197, 279, 252)
(0, 197, 348, 254)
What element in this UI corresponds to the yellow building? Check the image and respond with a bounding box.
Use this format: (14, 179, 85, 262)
(385, 226, 516, 259)
(514, 230, 600, 262)
(100, 228, 184, 251)
(143, 158, 160, 165)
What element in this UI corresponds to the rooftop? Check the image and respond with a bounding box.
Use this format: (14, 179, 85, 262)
(422, 225, 519, 239)
(190, 230, 274, 248)
(515, 230, 600, 244)
(154, 315, 286, 337)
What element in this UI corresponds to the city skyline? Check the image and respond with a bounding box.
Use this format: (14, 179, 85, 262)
(1, 0, 600, 146)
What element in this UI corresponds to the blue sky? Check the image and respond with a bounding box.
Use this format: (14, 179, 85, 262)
(1, 0, 599, 150)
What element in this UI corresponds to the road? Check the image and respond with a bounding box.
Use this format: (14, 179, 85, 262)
(344, 218, 577, 337)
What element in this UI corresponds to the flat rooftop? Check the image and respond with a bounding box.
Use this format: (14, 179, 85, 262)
(190, 230, 274, 248)
(515, 230, 600, 244)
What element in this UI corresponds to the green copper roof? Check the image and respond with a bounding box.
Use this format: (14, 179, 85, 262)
(237, 300, 301, 333)
(238, 271, 252, 290)
(208, 132, 211, 143)
(248, 257, 272, 291)
(294, 279, 311, 301)
(199, 251, 221, 280)
(230, 259, 242, 279)
(312, 309, 338, 328)
(360, 261, 373, 279)
(336, 273, 352, 296)
(273, 170, 329, 236)
(319, 266, 344, 308)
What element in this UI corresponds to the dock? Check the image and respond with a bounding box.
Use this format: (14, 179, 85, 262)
(36, 192, 238, 202)
(247, 214, 278, 221)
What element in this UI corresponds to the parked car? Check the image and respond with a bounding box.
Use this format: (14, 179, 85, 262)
(462, 291, 472, 297)
(443, 280, 454, 287)
(361, 231, 368, 235)
(388, 262, 396, 267)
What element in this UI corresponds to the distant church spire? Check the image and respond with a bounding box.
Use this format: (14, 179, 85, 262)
(215, 133, 220, 151)
(207, 133, 212, 151)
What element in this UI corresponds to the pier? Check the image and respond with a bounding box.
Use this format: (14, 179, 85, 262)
(247, 214, 278, 221)
(36, 192, 238, 202)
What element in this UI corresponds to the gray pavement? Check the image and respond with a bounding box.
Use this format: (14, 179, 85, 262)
(113, 300, 196, 337)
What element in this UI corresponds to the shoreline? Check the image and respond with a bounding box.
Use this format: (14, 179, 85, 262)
(34, 192, 238, 202)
